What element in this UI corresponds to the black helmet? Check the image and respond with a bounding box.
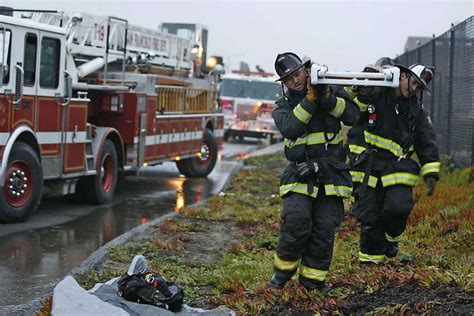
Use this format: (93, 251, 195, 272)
(375, 57, 395, 67)
(274, 52, 310, 82)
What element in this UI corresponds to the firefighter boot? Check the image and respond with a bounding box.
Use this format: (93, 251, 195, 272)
(268, 270, 294, 289)
(386, 241, 399, 258)
(301, 280, 332, 294)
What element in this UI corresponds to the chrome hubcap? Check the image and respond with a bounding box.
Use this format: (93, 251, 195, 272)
(8, 169, 28, 197)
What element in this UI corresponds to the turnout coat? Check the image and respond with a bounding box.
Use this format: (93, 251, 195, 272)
(272, 86, 360, 198)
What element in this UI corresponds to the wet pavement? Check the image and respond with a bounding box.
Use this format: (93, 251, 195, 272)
(0, 139, 264, 315)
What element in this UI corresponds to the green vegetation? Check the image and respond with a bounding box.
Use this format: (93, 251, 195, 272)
(77, 153, 473, 314)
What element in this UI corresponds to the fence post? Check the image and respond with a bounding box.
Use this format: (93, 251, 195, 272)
(472, 109, 474, 165)
(431, 34, 436, 122)
(446, 25, 455, 156)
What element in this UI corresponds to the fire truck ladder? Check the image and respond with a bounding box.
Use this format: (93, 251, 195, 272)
(31, 11, 129, 84)
(84, 123, 95, 174)
(310, 64, 400, 88)
(30, 11, 194, 79)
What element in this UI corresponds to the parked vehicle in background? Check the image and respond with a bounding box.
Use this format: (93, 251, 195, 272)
(219, 72, 282, 143)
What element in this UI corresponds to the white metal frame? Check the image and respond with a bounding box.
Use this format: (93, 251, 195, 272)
(310, 64, 400, 88)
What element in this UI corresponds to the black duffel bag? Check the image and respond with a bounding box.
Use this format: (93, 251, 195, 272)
(117, 268, 184, 312)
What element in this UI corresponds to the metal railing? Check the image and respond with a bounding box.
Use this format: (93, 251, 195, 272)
(395, 16, 473, 166)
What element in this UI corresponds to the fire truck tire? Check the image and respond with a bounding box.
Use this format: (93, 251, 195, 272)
(223, 130, 230, 142)
(175, 158, 190, 176)
(176, 128, 218, 178)
(0, 142, 43, 223)
(83, 139, 118, 204)
(270, 135, 278, 145)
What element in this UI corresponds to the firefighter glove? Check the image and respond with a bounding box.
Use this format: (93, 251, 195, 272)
(316, 84, 331, 105)
(355, 64, 381, 103)
(424, 176, 437, 196)
(356, 87, 374, 104)
(296, 161, 319, 179)
(306, 77, 318, 103)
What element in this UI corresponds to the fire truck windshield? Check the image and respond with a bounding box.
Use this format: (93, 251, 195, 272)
(220, 78, 282, 101)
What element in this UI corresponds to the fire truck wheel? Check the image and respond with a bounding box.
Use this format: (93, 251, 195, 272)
(270, 135, 279, 145)
(223, 130, 230, 142)
(175, 158, 190, 176)
(0, 142, 43, 223)
(84, 139, 118, 204)
(176, 129, 218, 178)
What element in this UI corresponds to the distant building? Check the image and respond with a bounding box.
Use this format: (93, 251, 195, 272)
(404, 36, 432, 52)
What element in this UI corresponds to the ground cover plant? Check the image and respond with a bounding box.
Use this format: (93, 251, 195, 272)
(73, 154, 473, 315)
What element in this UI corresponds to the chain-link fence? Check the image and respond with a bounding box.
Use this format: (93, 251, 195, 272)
(395, 16, 473, 167)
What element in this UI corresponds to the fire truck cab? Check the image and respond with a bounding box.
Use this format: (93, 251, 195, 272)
(0, 9, 223, 223)
(219, 72, 282, 143)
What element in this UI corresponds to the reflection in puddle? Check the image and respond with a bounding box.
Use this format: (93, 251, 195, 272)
(0, 161, 237, 314)
(169, 178, 186, 212)
(175, 190, 185, 212)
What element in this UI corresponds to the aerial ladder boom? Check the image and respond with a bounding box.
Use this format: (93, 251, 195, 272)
(30, 11, 197, 79)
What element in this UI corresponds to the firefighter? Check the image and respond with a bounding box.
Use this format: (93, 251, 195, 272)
(346, 60, 440, 264)
(268, 52, 359, 291)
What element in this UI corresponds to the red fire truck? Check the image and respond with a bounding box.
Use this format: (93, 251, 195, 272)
(0, 9, 224, 222)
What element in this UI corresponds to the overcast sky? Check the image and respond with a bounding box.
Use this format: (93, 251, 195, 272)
(4, 0, 473, 73)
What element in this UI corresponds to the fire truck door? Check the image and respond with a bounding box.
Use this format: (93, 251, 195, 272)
(36, 31, 85, 175)
(10, 28, 38, 133)
(137, 113, 147, 167)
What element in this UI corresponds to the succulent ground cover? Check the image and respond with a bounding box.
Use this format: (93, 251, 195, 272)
(42, 154, 473, 315)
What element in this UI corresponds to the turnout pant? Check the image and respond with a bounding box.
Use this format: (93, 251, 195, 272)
(353, 183, 414, 263)
(274, 189, 344, 288)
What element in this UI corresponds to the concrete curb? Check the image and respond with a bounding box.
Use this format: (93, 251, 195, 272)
(70, 159, 245, 278)
(247, 142, 284, 158)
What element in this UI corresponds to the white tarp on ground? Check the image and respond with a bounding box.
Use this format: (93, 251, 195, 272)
(52, 255, 235, 316)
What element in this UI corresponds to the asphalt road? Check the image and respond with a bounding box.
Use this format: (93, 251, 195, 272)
(0, 138, 264, 315)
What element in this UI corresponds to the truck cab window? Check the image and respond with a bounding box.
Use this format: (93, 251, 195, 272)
(24, 33, 37, 86)
(40, 37, 60, 89)
(0, 30, 11, 85)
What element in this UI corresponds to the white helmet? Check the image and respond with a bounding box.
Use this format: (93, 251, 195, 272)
(396, 63, 434, 93)
(409, 64, 434, 91)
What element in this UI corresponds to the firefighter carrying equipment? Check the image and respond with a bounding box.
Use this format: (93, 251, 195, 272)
(346, 70, 440, 263)
(274, 84, 360, 199)
(117, 268, 184, 312)
(274, 52, 311, 82)
(347, 87, 440, 192)
(270, 59, 359, 289)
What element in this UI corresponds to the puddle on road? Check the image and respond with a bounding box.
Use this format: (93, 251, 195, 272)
(0, 161, 238, 314)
